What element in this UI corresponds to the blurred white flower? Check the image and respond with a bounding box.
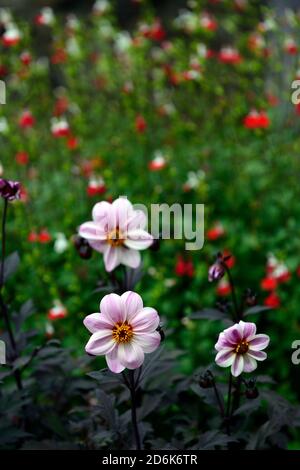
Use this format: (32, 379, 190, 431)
(0, 117, 9, 134)
(93, 0, 110, 14)
(48, 300, 67, 320)
(37, 7, 55, 26)
(66, 37, 81, 57)
(196, 43, 208, 58)
(115, 32, 132, 54)
(164, 278, 176, 288)
(3, 25, 21, 46)
(45, 321, 54, 338)
(54, 233, 69, 254)
(174, 10, 198, 32)
(66, 14, 80, 31)
(0, 8, 12, 25)
(184, 170, 206, 190)
(98, 20, 114, 39)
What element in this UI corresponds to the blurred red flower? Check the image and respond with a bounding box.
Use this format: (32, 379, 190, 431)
(53, 96, 69, 116)
(87, 178, 106, 197)
(261, 276, 277, 291)
(175, 255, 194, 278)
(207, 223, 225, 241)
(67, 135, 79, 150)
(16, 151, 29, 165)
(39, 230, 52, 244)
(216, 279, 231, 296)
(19, 110, 35, 129)
(243, 110, 270, 129)
(219, 47, 242, 64)
(20, 51, 32, 66)
(264, 291, 280, 308)
(135, 114, 147, 133)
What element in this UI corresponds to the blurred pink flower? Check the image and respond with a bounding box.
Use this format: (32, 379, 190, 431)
(84, 291, 161, 373)
(215, 321, 269, 377)
(79, 197, 153, 272)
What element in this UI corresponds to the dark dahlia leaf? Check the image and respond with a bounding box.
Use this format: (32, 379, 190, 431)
(93, 284, 116, 294)
(138, 393, 165, 420)
(243, 305, 272, 316)
(95, 390, 118, 429)
(190, 383, 222, 409)
(42, 413, 70, 439)
(12, 355, 32, 371)
(269, 432, 289, 449)
(88, 369, 123, 386)
(3, 251, 20, 282)
(246, 421, 273, 450)
(193, 430, 237, 450)
(256, 375, 276, 384)
(0, 426, 32, 446)
(190, 308, 227, 321)
(233, 398, 261, 416)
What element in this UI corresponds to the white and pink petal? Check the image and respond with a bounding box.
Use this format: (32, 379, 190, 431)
(121, 291, 143, 319)
(117, 342, 144, 370)
(248, 334, 270, 351)
(85, 330, 115, 356)
(215, 348, 235, 367)
(231, 354, 244, 377)
(247, 349, 267, 361)
(100, 293, 125, 324)
(243, 354, 257, 373)
(130, 307, 160, 332)
(106, 347, 125, 373)
(134, 331, 161, 353)
(83, 312, 114, 332)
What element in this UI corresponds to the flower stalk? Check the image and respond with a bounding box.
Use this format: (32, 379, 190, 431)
(128, 369, 142, 450)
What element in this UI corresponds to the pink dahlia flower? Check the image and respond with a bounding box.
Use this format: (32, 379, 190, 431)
(79, 197, 153, 272)
(215, 321, 270, 377)
(84, 291, 161, 373)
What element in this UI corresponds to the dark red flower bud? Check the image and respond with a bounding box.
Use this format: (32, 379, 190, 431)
(0, 179, 20, 201)
(245, 378, 259, 399)
(150, 237, 160, 252)
(245, 387, 259, 399)
(157, 324, 165, 342)
(73, 235, 92, 259)
(199, 371, 214, 389)
(244, 288, 257, 307)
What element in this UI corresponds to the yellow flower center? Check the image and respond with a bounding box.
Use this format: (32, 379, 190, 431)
(235, 340, 249, 355)
(107, 228, 125, 247)
(112, 321, 133, 344)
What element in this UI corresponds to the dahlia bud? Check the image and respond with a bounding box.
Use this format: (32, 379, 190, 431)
(208, 254, 225, 282)
(245, 387, 259, 399)
(244, 288, 257, 307)
(0, 179, 21, 201)
(157, 324, 165, 342)
(73, 235, 92, 259)
(199, 371, 214, 389)
(150, 237, 160, 252)
(245, 378, 259, 399)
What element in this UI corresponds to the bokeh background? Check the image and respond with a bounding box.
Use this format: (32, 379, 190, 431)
(1, 0, 300, 449)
